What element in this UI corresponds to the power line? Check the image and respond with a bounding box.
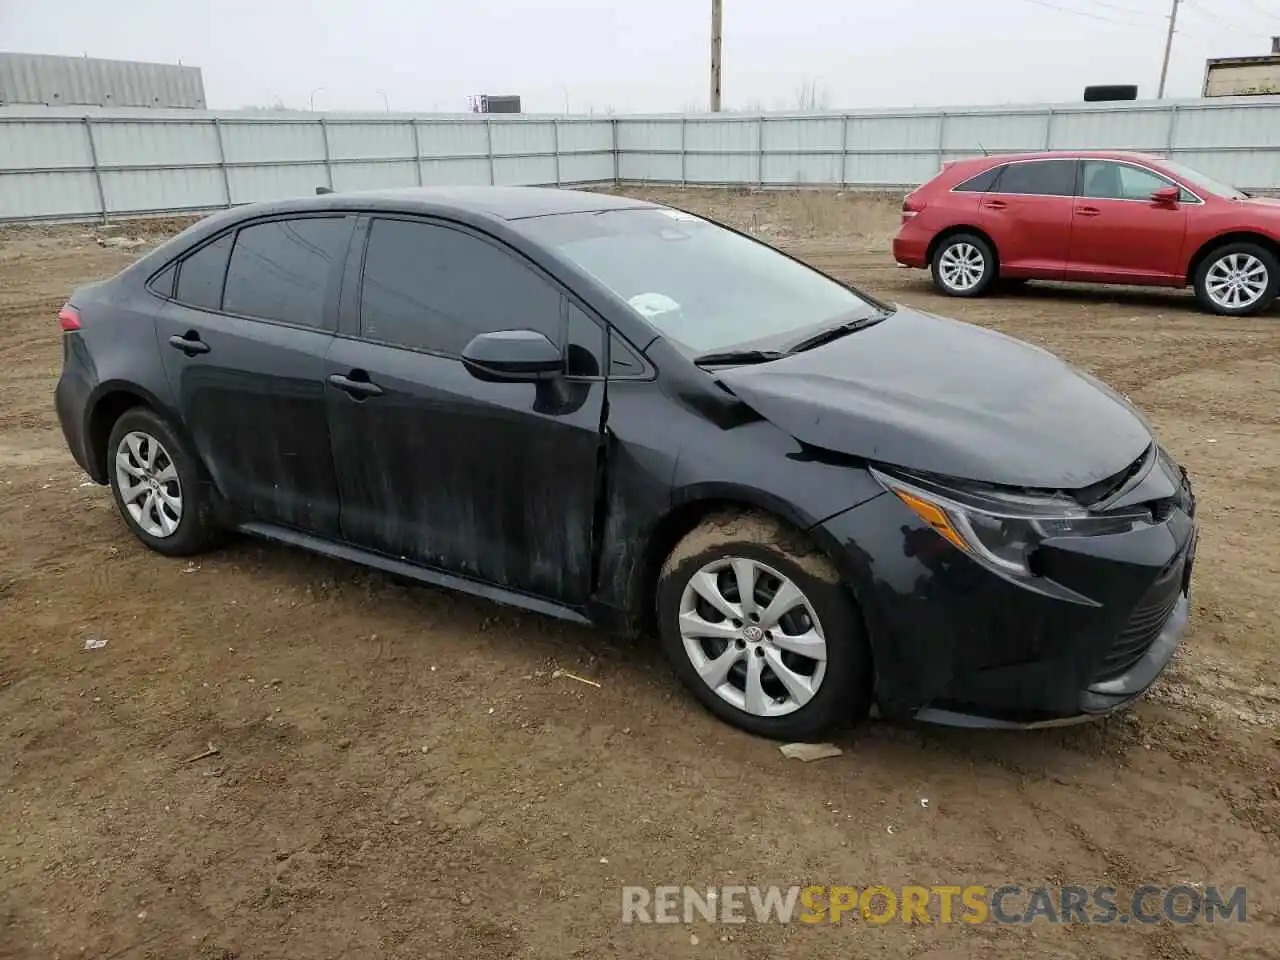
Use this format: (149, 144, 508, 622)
(1011, 0, 1155, 27)
(1227, 0, 1279, 20)
(1182, 0, 1265, 32)
(1078, 0, 1167, 18)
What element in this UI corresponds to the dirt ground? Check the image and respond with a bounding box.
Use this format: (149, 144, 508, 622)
(1, 189, 1277, 960)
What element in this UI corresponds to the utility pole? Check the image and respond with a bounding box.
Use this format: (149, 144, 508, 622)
(710, 0, 723, 112)
(1157, 0, 1181, 98)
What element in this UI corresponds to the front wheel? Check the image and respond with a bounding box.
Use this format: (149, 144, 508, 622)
(656, 512, 872, 741)
(931, 233, 997, 298)
(1193, 242, 1278, 316)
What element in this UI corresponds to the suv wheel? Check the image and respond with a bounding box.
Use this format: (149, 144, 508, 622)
(107, 407, 221, 557)
(1193, 242, 1278, 316)
(931, 233, 996, 298)
(656, 512, 872, 741)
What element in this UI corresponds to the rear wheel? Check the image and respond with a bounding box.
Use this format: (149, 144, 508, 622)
(107, 407, 221, 557)
(1193, 242, 1278, 316)
(931, 233, 997, 298)
(656, 511, 872, 741)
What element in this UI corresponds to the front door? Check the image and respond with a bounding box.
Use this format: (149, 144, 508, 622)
(977, 158, 1078, 279)
(155, 215, 353, 536)
(325, 216, 607, 606)
(1066, 159, 1189, 283)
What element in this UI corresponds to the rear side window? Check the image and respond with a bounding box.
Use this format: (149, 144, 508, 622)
(993, 160, 1077, 197)
(222, 217, 348, 327)
(174, 233, 233, 311)
(359, 218, 563, 355)
(953, 166, 1003, 193)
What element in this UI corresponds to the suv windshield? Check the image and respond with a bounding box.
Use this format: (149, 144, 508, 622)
(515, 207, 884, 355)
(1160, 161, 1247, 200)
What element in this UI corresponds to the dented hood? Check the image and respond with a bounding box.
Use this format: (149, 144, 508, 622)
(716, 307, 1152, 489)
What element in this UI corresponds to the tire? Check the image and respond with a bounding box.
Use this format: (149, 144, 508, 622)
(1193, 242, 1278, 317)
(106, 407, 221, 557)
(930, 233, 997, 298)
(656, 511, 872, 741)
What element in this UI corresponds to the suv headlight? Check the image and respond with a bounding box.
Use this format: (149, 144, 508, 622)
(871, 467, 1148, 580)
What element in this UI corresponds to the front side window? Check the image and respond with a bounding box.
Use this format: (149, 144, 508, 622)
(359, 218, 563, 355)
(1080, 161, 1174, 201)
(994, 160, 1077, 197)
(222, 217, 348, 327)
(174, 233, 234, 311)
(514, 208, 882, 356)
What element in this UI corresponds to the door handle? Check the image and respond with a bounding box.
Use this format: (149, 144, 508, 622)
(983, 199, 1007, 210)
(1076, 206, 1101, 217)
(168, 332, 210, 356)
(328, 372, 384, 399)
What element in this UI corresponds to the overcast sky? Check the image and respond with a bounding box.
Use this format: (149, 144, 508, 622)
(2, 0, 1276, 112)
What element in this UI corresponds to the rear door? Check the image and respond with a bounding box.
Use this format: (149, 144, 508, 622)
(1066, 159, 1190, 283)
(155, 215, 353, 535)
(977, 158, 1078, 278)
(324, 215, 607, 605)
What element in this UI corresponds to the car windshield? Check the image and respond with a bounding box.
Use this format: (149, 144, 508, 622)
(1160, 161, 1247, 200)
(515, 207, 884, 355)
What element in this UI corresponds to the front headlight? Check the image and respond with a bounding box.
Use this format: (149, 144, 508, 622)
(871, 467, 1147, 580)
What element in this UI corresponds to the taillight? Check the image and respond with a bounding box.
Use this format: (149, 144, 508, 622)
(58, 304, 81, 332)
(901, 195, 924, 223)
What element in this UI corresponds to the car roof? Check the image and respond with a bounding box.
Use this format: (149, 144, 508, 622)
(226, 186, 659, 222)
(965, 150, 1166, 165)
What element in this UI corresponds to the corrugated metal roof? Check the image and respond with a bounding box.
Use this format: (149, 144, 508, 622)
(0, 52, 205, 109)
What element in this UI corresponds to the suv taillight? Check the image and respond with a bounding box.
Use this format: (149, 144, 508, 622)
(58, 304, 81, 332)
(901, 195, 924, 223)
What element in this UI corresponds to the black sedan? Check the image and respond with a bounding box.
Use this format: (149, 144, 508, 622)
(54, 187, 1197, 741)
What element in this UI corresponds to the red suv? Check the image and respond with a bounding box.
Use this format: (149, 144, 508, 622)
(892, 151, 1280, 316)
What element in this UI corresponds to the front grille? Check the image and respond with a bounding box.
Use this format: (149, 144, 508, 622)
(1092, 564, 1184, 682)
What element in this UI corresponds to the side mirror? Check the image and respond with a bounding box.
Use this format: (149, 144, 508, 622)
(461, 329, 564, 382)
(1151, 185, 1179, 206)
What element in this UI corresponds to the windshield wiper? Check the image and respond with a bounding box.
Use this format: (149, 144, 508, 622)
(693, 349, 788, 367)
(787, 312, 890, 354)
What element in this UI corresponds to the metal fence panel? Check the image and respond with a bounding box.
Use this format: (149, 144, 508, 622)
(686, 118, 759, 153)
(419, 157, 491, 185)
(93, 120, 220, 167)
(558, 151, 614, 183)
(688, 152, 759, 184)
(1048, 108, 1170, 151)
(845, 115, 941, 152)
(416, 121, 488, 158)
(490, 121, 555, 157)
(618, 151, 682, 181)
(326, 122, 416, 161)
(0, 120, 92, 169)
(556, 121, 613, 153)
(762, 152, 842, 185)
(102, 167, 224, 212)
(0, 171, 100, 218)
(494, 154, 557, 185)
(617, 120, 681, 152)
(227, 163, 329, 204)
(331, 160, 418, 192)
(941, 112, 1051, 152)
(761, 117, 841, 152)
(220, 122, 326, 164)
(1175, 105, 1280, 149)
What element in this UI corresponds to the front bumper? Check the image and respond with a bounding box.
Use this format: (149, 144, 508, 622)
(815, 458, 1197, 728)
